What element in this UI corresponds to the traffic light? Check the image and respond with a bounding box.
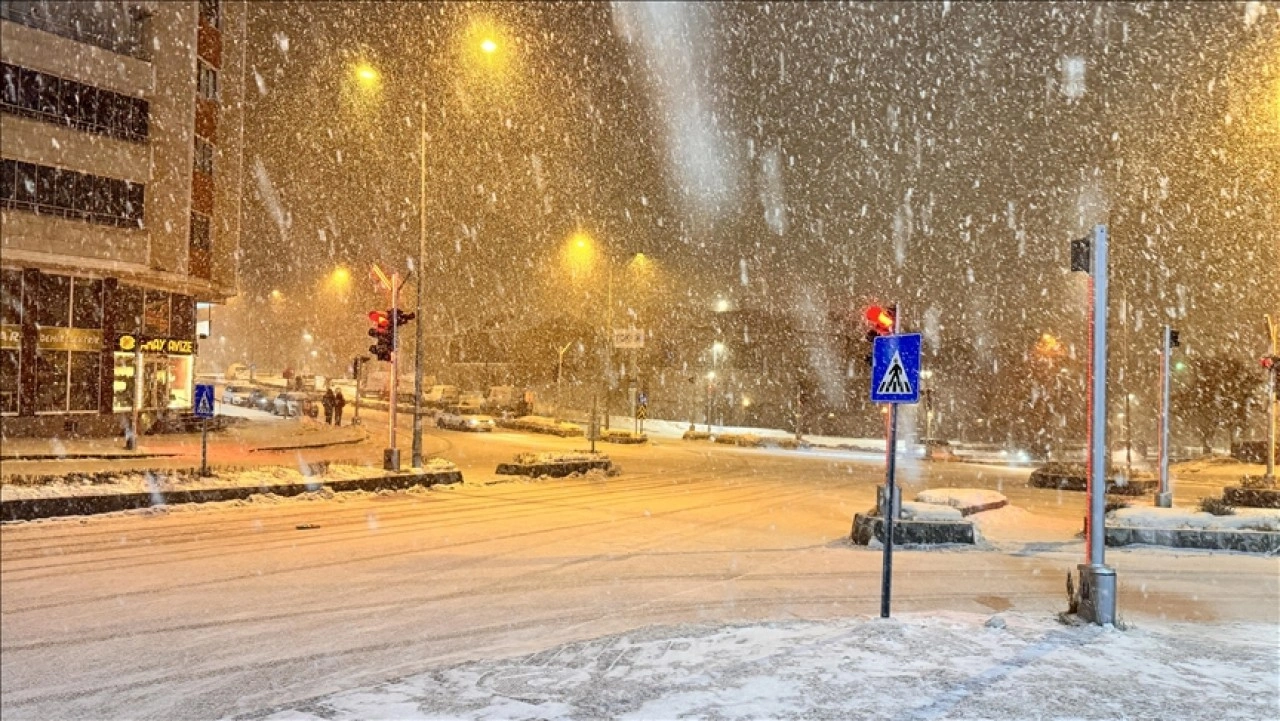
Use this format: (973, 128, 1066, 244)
(1262, 356, 1279, 371)
(390, 308, 416, 329)
(864, 305, 896, 337)
(368, 310, 393, 362)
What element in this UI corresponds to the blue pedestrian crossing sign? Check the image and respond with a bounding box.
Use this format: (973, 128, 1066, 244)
(194, 383, 216, 418)
(870, 333, 922, 404)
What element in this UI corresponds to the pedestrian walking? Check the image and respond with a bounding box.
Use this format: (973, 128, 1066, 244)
(322, 388, 335, 425)
(332, 388, 346, 426)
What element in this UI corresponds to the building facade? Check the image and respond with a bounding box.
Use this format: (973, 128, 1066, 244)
(1, 0, 244, 437)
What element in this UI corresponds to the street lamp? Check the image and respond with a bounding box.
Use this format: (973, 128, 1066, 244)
(351, 27, 513, 469)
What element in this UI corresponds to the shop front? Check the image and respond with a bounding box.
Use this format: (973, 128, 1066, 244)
(0, 267, 198, 438)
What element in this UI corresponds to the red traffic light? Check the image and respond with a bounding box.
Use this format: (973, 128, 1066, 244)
(1263, 356, 1277, 370)
(865, 305, 895, 335)
(368, 310, 390, 330)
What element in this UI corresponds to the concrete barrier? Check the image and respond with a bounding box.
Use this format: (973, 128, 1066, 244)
(851, 513, 976, 545)
(1105, 525, 1280, 553)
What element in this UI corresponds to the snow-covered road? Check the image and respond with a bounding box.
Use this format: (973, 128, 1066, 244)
(3, 450, 1276, 720)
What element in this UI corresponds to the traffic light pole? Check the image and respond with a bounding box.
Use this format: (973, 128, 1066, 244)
(1156, 325, 1174, 508)
(385, 273, 401, 471)
(412, 100, 427, 471)
(1076, 224, 1116, 626)
(879, 304, 901, 619)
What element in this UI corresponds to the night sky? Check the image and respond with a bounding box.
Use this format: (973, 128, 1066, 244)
(232, 1, 1278, 400)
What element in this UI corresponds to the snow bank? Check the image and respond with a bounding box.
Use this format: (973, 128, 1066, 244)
(257, 612, 1279, 721)
(0, 460, 457, 502)
(1111, 506, 1280, 532)
(899, 501, 964, 521)
(916, 488, 1008, 513)
(511, 451, 607, 465)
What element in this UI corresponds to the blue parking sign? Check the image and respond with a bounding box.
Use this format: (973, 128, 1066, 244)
(194, 383, 216, 418)
(870, 334, 921, 404)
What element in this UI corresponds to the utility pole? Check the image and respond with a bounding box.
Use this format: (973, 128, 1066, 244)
(1156, 326, 1177, 507)
(555, 340, 572, 421)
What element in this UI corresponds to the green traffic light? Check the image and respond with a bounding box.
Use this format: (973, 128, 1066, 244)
(1174, 361, 1187, 371)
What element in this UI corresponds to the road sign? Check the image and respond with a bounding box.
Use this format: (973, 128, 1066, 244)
(870, 334, 921, 404)
(638, 391, 648, 406)
(194, 383, 216, 418)
(613, 328, 645, 349)
(637, 404, 648, 420)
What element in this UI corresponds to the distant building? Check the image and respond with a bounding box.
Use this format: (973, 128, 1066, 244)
(1, 0, 245, 437)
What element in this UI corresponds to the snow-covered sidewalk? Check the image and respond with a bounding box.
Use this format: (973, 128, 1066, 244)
(253, 611, 1278, 721)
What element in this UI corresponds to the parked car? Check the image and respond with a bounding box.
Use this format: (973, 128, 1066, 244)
(221, 384, 254, 406)
(436, 406, 495, 432)
(485, 385, 518, 412)
(273, 392, 320, 418)
(423, 384, 459, 407)
(246, 389, 274, 412)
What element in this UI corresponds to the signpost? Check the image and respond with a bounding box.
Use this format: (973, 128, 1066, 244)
(1156, 326, 1179, 507)
(869, 328, 921, 619)
(194, 383, 215, 477)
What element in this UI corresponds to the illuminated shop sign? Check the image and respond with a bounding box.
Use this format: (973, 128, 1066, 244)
(115, 334, 195, 355)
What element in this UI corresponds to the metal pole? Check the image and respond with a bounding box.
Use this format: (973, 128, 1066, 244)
(1266, 315, 1277, 483)
(385, 274, 400, 471)
(1088, 225, 1108, 567)
(412, 99, 426, 469)
(1123, 291, 1132, 478)
(352, 358, 362, 426)
(200, 418, 209, 476)
(127, 345, 143, 450)
(1157, 325, 1173, 507)
(604, 263, 613, 431)
(880, 306, 901, 618)
(1076, 224, 1117, 626)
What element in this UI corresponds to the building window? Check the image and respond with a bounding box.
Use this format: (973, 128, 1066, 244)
(0, 1, 153, 61)
(171, 295, 197, 340)
(190, 213, 212, 279)
(0, 268, 21, 415)
(197, 62, 218, 101)
(1, 63, 148, 142)
(30, 272, 104, 413)
(194, 137, 214, 176)
(143, 291, 170, 336)
(0, 159, 144, 227)
(199, 0, 220, 29)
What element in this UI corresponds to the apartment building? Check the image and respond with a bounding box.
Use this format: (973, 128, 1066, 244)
(1, 0, 244, 437)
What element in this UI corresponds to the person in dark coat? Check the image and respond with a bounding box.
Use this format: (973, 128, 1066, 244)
(332, 388, 346, 426)
(321, 388, 335, 424)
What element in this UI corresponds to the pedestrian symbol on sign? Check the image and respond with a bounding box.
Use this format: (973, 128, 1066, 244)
(194, 383, 216, 419)
(875, 351, 913, 396)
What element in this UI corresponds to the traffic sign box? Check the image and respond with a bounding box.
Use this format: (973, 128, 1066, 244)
(194, 383, 216, 418)
(870, 334, 921, 404)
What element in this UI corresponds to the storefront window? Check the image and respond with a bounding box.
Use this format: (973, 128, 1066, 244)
(68, 351, 100, 411)
(34, 273, 70, 327)
(72, 277, 103, 328)
(113, 285, 143, 335)
(34, 350, 68, 412)
(0, 269, 19, 415)
(0, 349, 17, 414)
(167, 355, 193, 409)
(112, 352, 135, 411)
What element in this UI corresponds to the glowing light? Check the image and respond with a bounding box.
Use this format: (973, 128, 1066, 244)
(354, 63, 380, 87)
(480, 38, 498, 54)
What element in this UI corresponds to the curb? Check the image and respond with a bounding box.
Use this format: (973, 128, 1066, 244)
(851, 513, 976, 545)
(1, 452, 181, 461)
(249, 431, 370, 453)
(1105, 525, 1280, 554)
(0, 471, 462, 522)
